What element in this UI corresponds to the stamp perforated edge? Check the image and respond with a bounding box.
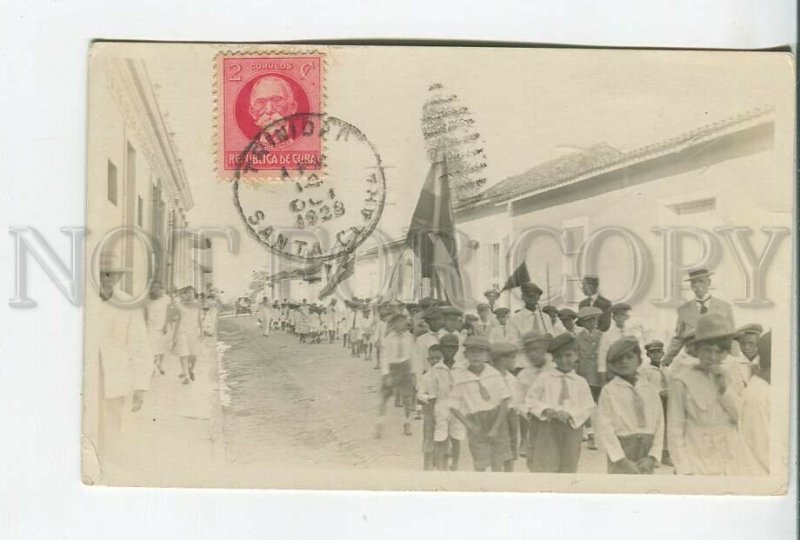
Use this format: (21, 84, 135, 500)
(213, 46, 328, 183)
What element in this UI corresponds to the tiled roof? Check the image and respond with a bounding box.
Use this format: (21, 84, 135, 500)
(456, 106, 773, 211)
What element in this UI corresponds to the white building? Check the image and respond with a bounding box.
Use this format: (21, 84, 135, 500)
(455, 106, 789, 334)
(86, 57, 200, 295)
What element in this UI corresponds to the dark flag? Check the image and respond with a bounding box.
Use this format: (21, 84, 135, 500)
(389, 153, 464, 304)
(501, 260, 531, 292)
(318, 256, 355, 299)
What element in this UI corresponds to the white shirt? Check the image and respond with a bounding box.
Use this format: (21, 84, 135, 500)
(450, 364, 511, 415)
(517, 361, 552, 397)
(594, 375, 665, 462)
(507, 306, 554, 343)
(525, 369, 595, 428)
(638, 363, 669, 396)
(502, 371, 524, 410)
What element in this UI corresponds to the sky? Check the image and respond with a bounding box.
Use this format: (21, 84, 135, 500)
(135, 44, 783, 298)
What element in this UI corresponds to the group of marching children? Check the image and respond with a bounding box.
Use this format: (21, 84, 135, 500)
(256, 298, 342, 344)
(258, 266, 771, 476)
(396, 272, 770, 475)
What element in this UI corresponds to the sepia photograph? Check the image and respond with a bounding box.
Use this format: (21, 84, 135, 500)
(81, 43, 794, 494)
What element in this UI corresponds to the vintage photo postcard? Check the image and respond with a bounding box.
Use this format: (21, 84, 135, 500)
(82, 42, 794, 494)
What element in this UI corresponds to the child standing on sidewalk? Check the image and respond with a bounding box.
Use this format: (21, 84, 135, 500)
(526, 333, 595, 473)
(595, 337, 664, 474)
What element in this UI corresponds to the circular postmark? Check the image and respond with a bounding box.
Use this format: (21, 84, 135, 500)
(232, 112, 386, 264)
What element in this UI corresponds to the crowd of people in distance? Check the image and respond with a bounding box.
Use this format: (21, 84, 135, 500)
(251, 267, 771, 475)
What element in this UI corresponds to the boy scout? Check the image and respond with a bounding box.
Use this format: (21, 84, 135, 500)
(450, 336, 512, 472)
(595, 337, 664, 474)
(525, 333, 595, 473)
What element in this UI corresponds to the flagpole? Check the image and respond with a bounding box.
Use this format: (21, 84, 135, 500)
(546, 264, 551, 306)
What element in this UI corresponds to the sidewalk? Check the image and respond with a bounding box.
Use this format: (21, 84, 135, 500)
(99, 336, 226, 486)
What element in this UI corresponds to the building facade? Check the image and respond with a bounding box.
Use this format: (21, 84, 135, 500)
(87, 57, 200, 296)
(455, 107, 789, 334)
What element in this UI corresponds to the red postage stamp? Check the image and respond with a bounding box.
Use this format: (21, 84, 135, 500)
(216, 52, 324, 177)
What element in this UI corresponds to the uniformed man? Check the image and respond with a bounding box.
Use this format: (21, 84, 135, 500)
(663, 268, 735, 366)
(577, 274, 612, 332)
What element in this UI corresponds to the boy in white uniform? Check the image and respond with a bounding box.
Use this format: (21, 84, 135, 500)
(450, 336, 512, 472)
(525, 333, 595, 473)
(595, 337, 664, 474)
(516, 331, 552, 468)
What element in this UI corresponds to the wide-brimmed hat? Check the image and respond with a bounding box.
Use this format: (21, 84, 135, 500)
(493, 307, 510, 316)
(98, 249, 131, 274)
(694, 313, 735, 343)
(577, 306, 603, 321)
(684, 268, 714, 282)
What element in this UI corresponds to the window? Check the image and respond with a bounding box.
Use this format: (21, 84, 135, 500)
(562, 226, 584, 255)
(107, 160, 117, 205)
(667, 197, 716, 215)
(137, 195, 143, 226)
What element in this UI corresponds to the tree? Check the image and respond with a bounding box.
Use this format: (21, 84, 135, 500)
(420, 83, 488, 202)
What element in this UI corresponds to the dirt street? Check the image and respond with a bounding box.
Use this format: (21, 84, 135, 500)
(218, 315, 674, 475)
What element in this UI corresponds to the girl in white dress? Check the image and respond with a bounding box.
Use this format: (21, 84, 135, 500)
(173, 286, 203, 385)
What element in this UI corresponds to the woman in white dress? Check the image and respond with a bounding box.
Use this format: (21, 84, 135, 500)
(172, 286, 203, 385)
